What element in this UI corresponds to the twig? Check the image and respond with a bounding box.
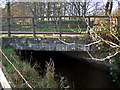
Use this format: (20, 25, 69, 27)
(77, 25, 82, 33)
(87, 50, 120, 61)
(53, 15, 120, 61)
(68, 24, 76, 33)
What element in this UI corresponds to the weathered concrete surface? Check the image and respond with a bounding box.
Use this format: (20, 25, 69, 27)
(2, 36, 95, 51)
(0, 37, 2, 68)
(0, 68, 12, 89)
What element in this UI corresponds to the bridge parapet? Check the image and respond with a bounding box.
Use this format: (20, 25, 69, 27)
(1, 36, 96, 51)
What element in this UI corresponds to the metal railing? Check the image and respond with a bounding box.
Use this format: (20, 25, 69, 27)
(1, 16, 119, 37)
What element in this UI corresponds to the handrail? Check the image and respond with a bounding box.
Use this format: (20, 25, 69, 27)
(1, 16, 119, 37)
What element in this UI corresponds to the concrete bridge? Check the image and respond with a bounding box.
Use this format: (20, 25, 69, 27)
(1, 36, 110, 68)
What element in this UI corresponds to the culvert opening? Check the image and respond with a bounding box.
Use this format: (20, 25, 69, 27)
(15, 50, 119, 88)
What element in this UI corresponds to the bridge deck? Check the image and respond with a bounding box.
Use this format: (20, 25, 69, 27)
(0, 31, 88, 37)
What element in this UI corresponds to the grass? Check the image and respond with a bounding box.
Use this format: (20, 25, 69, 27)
(2, 46, 41, 88)
(2, 46, 67, 88)
(29, 27, 87, 32)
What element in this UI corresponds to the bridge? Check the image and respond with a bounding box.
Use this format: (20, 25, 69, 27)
(1, 16, 119, 89)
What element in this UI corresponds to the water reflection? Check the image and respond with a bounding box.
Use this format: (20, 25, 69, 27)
(55, 60, 114, 88)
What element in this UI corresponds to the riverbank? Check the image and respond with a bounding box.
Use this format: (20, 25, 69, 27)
(2, 46, 68, 88)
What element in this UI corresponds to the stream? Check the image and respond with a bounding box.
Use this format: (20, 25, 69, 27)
(18, 50, 119, 88)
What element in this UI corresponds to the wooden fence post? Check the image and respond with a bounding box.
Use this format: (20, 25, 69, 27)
(59, 16, 62, 37)
(7, 18, 11, 37)
(87, 17, 90, 34)
(32, 17, 36, 37)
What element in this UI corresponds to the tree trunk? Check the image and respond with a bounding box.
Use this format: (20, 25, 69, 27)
(105, 0, 113, 16)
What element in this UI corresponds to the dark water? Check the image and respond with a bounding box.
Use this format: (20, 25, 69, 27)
(18, 50, 118, 88)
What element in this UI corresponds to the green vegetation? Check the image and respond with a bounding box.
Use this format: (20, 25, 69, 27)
(94, 18, 120, 88)
(29, 27, 87, 32)
(2, 46, 68, 88)
(109, 56, 120, 88)
(23, 20, 88, 32)
(3, 20, 88, 32)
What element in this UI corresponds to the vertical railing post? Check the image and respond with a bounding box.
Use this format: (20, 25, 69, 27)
(116, 16, 120, 63)
(117, 17, 119, 32)
(7, 1, 11, 37)
(32, 17, 36, 37)
(59, 16, 62, 37)
(7, 17, 11, 37)
(87, 17, 90, 34)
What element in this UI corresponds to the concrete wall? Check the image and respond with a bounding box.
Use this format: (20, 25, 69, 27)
(2, 36, 95, 51)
